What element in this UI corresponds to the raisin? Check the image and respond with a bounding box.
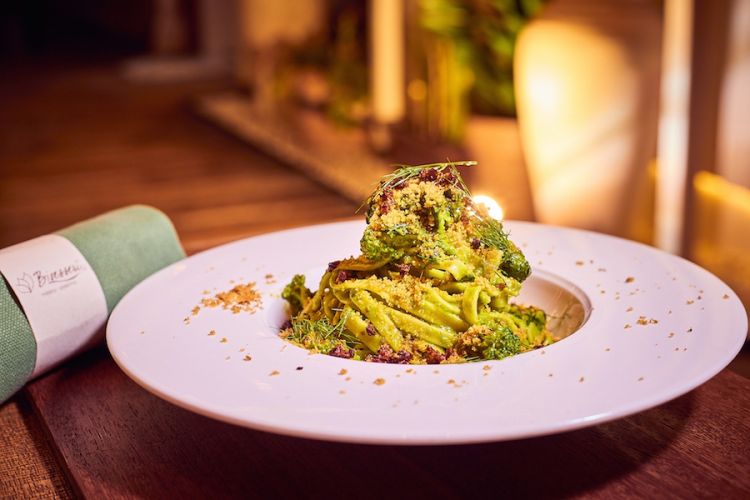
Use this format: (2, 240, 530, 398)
(394, 350, 413, 364)
(369, 344, 396, 363)
(396, 263, 411, 277)
(438, 169, 456, 186)
(419, 168, 438, 182)
(329, 344, 354, 359)
(379, 188, 395, 215)
(424, 346, 446, 364)
(334, 270, 351, 284)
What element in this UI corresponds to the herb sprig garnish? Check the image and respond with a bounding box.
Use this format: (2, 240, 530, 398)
(475, 216, 511, 252)
(285, 312, 358, 351)
(474, 215, 531, 281)
(361, 161, 476, 212)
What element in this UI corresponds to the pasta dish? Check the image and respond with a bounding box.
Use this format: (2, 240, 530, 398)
(281, 162, 554, 364)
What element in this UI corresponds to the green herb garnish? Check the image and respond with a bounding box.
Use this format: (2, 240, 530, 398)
(284, 312, 358, 353)
(475, 214, 530, 282)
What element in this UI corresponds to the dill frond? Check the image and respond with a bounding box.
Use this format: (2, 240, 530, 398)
(475, 216, 510, 252)
(286, 310, 358, 351)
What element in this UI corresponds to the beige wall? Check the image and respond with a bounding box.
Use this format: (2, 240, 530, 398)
(717, 0, 750, 188)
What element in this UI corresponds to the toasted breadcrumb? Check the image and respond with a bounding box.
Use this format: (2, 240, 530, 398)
(200, 282, 262, 314)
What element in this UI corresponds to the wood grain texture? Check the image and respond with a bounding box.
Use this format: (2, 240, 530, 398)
(2, 63, 749, 499)
(0, 65, 357, 251)
(25, 346, 750, 499)
(0, 63, 357, 498)
(0, 396, 74, 499)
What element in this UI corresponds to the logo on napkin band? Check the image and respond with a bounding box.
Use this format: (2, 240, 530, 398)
(15, 263, 85, 295)
(0, 234, 109, 378)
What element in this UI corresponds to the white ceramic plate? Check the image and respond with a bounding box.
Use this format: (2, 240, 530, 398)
(107, 221, 747, 445)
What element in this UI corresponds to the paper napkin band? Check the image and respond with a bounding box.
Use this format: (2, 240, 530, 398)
(0, 234, 109, 378)
(0, 205, 186, 403)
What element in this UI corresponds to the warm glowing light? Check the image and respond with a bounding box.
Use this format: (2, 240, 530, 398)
(473, 195, 505, 220)
(695, 171, 750, 216)
(526, 76, 561, 115)
(655, 0, 694, 253)
(407, 79, 427, 101)
(369, 0, 405, 124)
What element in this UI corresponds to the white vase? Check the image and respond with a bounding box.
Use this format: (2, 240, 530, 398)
(514, 0, 661, 235)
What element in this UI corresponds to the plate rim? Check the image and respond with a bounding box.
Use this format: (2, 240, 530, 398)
(106, 219, 748, 445)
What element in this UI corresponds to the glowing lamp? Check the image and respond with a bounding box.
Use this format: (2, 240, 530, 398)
(472, 195, 505, 221)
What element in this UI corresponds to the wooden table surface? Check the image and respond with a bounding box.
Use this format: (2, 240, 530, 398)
(2, 64, 749, 499)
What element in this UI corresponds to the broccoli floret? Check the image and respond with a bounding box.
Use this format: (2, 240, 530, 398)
(281, 274, 311, 315)
(360, 227, 405, 261)
(482, 324, 521, 360)
(475, 218, 531, 281)
(501, 243, 531, 282)
(435, 206, 455, 233)
(453, 323, 521, 360)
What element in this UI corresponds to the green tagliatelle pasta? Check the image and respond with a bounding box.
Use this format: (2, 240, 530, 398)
(281, 162, 555, 364)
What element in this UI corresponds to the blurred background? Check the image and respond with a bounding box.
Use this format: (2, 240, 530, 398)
(1, 0, 748, 369)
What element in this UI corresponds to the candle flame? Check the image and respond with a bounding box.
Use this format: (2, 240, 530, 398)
(472, 195, 505, 221)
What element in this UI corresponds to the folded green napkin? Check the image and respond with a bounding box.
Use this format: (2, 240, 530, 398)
(0, 205, 185, 403)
